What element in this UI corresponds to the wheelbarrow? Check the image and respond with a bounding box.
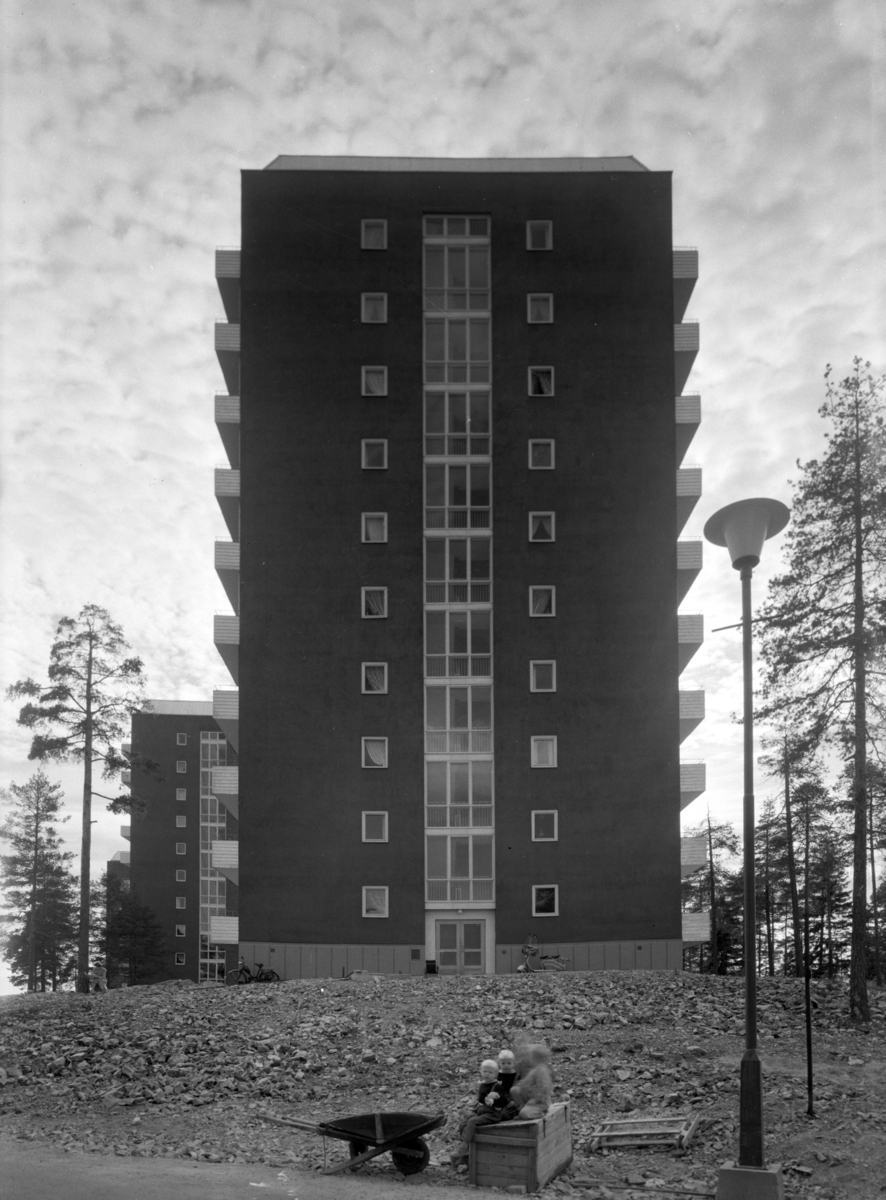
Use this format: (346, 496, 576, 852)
(263, 1109, 446, 1175)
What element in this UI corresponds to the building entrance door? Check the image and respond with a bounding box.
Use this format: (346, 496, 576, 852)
(436, 919, 485, 974)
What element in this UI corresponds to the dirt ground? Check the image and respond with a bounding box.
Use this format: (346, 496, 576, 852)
(1, 971, 883, 1199)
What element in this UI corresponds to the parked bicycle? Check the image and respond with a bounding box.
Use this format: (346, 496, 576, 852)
(227, 957, 281, 984)
(517, 933, 569, 972)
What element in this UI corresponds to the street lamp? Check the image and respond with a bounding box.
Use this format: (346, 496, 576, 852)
(704, 498, 790, 1200)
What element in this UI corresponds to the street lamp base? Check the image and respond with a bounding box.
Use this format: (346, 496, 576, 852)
(716, 1163, 784, 1199)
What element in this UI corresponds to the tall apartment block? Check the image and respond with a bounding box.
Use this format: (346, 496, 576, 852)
(211, 156, 705, 978)
(120, 701, 239, 983)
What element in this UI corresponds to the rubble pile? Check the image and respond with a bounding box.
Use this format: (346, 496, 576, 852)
(1, 971, 883, 1198)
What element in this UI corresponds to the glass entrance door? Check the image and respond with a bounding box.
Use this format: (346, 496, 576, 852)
(436, 919, 485, 974)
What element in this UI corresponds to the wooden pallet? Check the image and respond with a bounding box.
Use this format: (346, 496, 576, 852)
(589, 1112, 701, 1152)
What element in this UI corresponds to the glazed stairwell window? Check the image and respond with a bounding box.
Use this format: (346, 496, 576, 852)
(425, 536, 490, 603)
(424, 318, 490, 385)
(425, 463, 490, 529)
(425, 609, 491, 678)
(424, 390, 490, 457)
(425, 684, 492, 753)
(423, 242, 490, 313)
(426, 833, 494, 902)
(425, 759, 493, 828)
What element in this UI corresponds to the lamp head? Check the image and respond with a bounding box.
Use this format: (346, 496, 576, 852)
(703, 498, 790, 570)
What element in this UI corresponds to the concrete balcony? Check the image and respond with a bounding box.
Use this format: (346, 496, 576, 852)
(682, 911, 710, 944)
(215, 540, 240, 615)
(121, 770, 131, 788)
(675, 394, 700, 466)
(680, 761, 706, 810)
(672, 248, 698, 322)
(211, 766, 239, 819)
(678, 614, 704, 672)
(215, 394, 240, 470)
(676, 466, 702, 534)
(674, 321, 699, 395)
(121, 825, 131, 841)
(209, 915, 239, 944)
(677, 538, 702, 604)
(214, 468, 240, 541)
(678, 689, 705, 742)
(681, 835, 707, 878)
(110, 850, 130, 864)
(213, 689, 239, 752)
(211, 839, 239, 886)
(215, 322, 240, 395)
(214, 615, 239, 684)
(215, 248, 240, 323)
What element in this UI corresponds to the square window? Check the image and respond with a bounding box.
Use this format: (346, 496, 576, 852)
(362, 811, 389, 842)
(362, 662, 388, 693)
(362, 587, 388, 618)
(362, 737, 388, 768)
(175, 788, 186, 802)
(362, 512, 388, 542)
(527, 294, 553, 323)
(175, 870, 186, 882)
(528, 439, 555, 469)
(176, 733, 187, 746)
(532, 810, 558, 841)
(527, 220, 553, 251)
(175, 842, 187, 855)
(176, 760, 187, 774)
(361, 219, 387, 249)
(531, 736, 558, 768)
(529, 512, 555, 542)
(174, 952, 186, 966)
(176, 896, 186, 909)
(363, 886, 389, 917)
(361, 439, 388, 469)
(529, 586, 555, 616)
(175, 924, 186, 937)
(532, 884, 559, 916)
(175, 815, 186, 828)
(361, 292, 388, 323)
(362, 366, 388, 396)
(530, 661, 556, 692)
(528, 367, 554, 396)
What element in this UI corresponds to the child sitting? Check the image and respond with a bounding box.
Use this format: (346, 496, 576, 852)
(450, 1058, 506, 1167)
(497, 1048, 517, 1104)
(502, 1043, 553, 1120)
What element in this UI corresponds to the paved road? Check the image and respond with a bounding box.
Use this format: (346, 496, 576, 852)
(0, 1136, 480, 1200)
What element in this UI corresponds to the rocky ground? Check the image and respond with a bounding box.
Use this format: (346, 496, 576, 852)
(1, 971, 883, 1199)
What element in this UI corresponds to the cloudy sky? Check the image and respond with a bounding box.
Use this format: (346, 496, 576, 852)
(1, 0, 884, 988)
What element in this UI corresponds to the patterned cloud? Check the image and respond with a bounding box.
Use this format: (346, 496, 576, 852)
(1, 0, 884, 979)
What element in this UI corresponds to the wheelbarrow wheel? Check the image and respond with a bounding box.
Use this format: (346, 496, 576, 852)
(348, 1140, 368, 1169)
(391, 1137, 430, 1175)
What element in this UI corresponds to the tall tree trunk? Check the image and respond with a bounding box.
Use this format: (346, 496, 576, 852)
(28, 801, 41, 992)
(783, 750, 803, 976)
(869, 791, 882, 986)
(707, 813, 717, 973)
(763, 820, 775, 975)
(849, 385, 871, 1023)
(78, 633, 95, 993)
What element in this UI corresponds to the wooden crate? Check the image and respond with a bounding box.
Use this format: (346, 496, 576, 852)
(470, 1102, 572, 1192)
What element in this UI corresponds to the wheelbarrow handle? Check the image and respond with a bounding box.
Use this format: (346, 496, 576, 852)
(262, 1115, 323, 1135)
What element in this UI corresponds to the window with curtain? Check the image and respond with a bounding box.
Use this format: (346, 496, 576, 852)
(361, 439, 388, 469)
(362, 588, 388, 618)
(527, 294, 553, 323)
(362, 366, 388, 395)
(361, 293, 388, 322)
(529, 513, 555, 542)
(362, 663, 388, 693)
(526, 220, 553, 250)
(529, 367, 554, 396)
(530, 661, 556, 692)
(531, 736, 558, 768)
(532, 885, 559, 916)
(362, 738, 388, 768)
(362, 513, 388, 542)
(530, 586, 555, 616)
(362, 886, 388, 916)
(361, 220, 387, 249)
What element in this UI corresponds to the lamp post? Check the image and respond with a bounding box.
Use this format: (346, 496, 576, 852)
(704, 498, 789, 1200)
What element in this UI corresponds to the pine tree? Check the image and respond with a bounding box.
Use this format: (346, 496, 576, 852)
(98, 873, 167, 986)
(682, 811, 740, 973)
(0, 772, 77, 991)
(6, 606, 149, 992)
(757, 359, 886, 1022)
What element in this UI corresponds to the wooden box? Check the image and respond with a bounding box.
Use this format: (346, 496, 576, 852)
(470, 1102, 572, 1192)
